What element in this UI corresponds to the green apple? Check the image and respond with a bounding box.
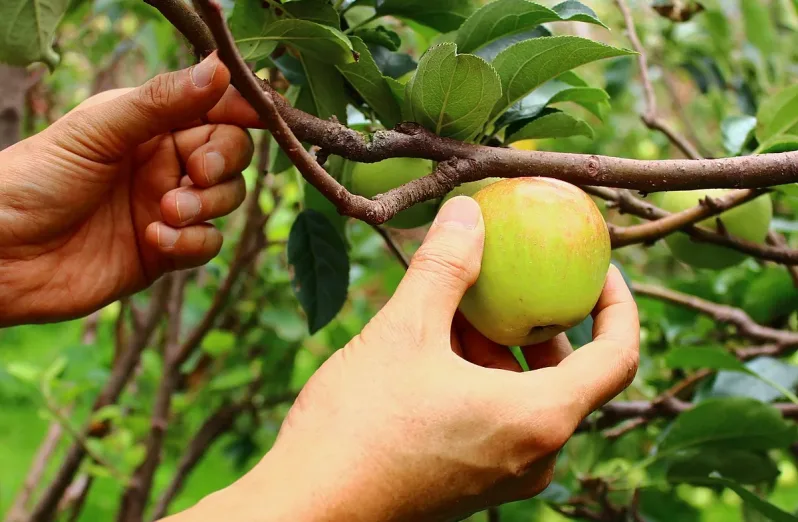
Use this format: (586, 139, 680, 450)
(441, 178, 502, 207)
(459, 178, 611, 347)
(657, 189, 773, 270)
(349, 157, 437, 229)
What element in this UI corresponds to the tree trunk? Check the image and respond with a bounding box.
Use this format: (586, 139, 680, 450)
(0, 65, 29, 151)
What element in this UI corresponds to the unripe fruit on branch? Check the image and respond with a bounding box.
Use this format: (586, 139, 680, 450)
(457, 178, 611, 347)
(350, 157, 438, 229)
(657, 189, 773, 270)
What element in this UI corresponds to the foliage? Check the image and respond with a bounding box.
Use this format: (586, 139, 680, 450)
(2, 1, 798, 521)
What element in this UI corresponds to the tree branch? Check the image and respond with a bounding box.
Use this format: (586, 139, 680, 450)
(633, 282, 798, 346)
(145, 0, 798, 228)
(767, 232, 798, 288)
(586, 187, 798, 265)
(371, 225, 410, 270)
(609, 189, 766, 248)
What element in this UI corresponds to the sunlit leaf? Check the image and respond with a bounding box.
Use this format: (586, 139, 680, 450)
(0, 0, 69, 68)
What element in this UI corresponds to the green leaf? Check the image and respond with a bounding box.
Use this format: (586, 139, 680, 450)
(300, 54, 349, 122)
(209, 366, 256, 392)
(755, 85, 798, 145)
(235, 19, 355, 64)
(505, 109, 594, 143)
(664, 346, 747, 372)
(201, 330, 237, 357)
(490, 36, 634, 119)
(404, 43, 501, 140)
(657, 398, 798, 455)
(455, 0, 560, 54)
(279, 0, 341, 28)
(551, 0, 606, 26)
(338, 37, 403, 128)
(707, 357, 798, 404)
(757, 135, 798, 154)
(455, 0, 607, 55)
(497, 80, 608, 129)
(473, 25, 550, 63)
(287, 210, 351, 334)
(353, 26, 401, 51)
(741, 0, 775, 57)
(370, 45, 418, 79)
(666, 448, 780, 485)
(375, 0, 479, 33)
(686, 477, 798, 522)
(6, 362, 41, 384)
(0, 0, 70, 68)
(721, 115, 757, 156)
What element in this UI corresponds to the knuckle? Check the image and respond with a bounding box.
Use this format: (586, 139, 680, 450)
(411, 246, 474, 287)
(139, 74, 176, 113)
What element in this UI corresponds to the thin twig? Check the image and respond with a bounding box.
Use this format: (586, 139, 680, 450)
(615, 0, 702, 160)
(767, 232, 798, 288)
(371, 225, 410, 269)
(633, 282, 798, 346)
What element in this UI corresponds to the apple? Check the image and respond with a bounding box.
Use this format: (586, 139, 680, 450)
(657, 189, 773, 270)
(349, 157, 438, 229)
(458, 177, 611, 347)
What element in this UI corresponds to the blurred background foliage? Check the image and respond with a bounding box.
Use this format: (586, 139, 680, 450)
(2, 0, 798, 521)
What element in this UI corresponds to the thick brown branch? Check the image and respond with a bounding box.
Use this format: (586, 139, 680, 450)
(587, 187, 798, 265)
(147, 0, 798, 227)
(610, 189, 766, 248)
(633, 282, 798, 346)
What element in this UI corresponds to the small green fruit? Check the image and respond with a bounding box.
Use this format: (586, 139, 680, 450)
(459, 178, 611, 347)
(441, 178, 502, 207)
(350, 157, 438, 229)
(658, 190, 773, 270)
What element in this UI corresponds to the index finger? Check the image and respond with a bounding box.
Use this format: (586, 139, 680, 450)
(555, 265, 640, 420)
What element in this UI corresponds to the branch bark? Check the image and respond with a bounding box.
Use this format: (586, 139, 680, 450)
(146, 0, 798, 228)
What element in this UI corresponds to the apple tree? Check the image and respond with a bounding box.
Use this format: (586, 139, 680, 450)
(2, 0, 798, 521)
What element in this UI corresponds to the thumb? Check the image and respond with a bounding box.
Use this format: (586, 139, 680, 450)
(66, 53, 231, 160)
(383, 196, 485, 338)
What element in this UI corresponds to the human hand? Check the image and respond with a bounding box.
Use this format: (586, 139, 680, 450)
(176, 196, 640, 522)
(0, 53, 264, 326)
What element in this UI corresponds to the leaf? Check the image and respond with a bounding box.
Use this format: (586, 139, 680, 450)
(665, 448, 780, 486)
(551, 1, 607, 28)
(707, 357, 798, 404)
(209, 366, 256, 392)
(404, 43, 502, 140)
(657, 397, 798, 455)
(369, 45, 418, 79)
(566, 316, 593, 348)
(742, 266, 798, 324)
(741, 0, 775, 57)
(6, 362, 41, 384)
(497, 81, 609, 129)
(375, 0, 479, 33)
(490, 36, 634, 119)
(664, 346, 747, 372)
(300, 54, 349, 122)
(721, 115, 757, 156)
(455, 0, 560, 54)
(287, 210, 351, 334)
(473, 25, 551, 63)
(757, 135, 798, 154)
(505, 109, 594, 143)
(201, 330, 237, 357)
(755, 84, 798, 145)
(687, 477, 798, 522)
(338, 37, 403, 128)
(0, 0, 70, 68)
(456, 0, 607, 55)
(235, 19, 355, 64)
(279, 0, 341, 28)
(353, 26, 401, 51)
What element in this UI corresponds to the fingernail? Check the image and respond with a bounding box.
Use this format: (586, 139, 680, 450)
(435, 196, 481, 230)
(158, 224, 180, 248)
(204, 152, 225, 184)
(191, 53, 218, 88)
(176, 191, 201, 223)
